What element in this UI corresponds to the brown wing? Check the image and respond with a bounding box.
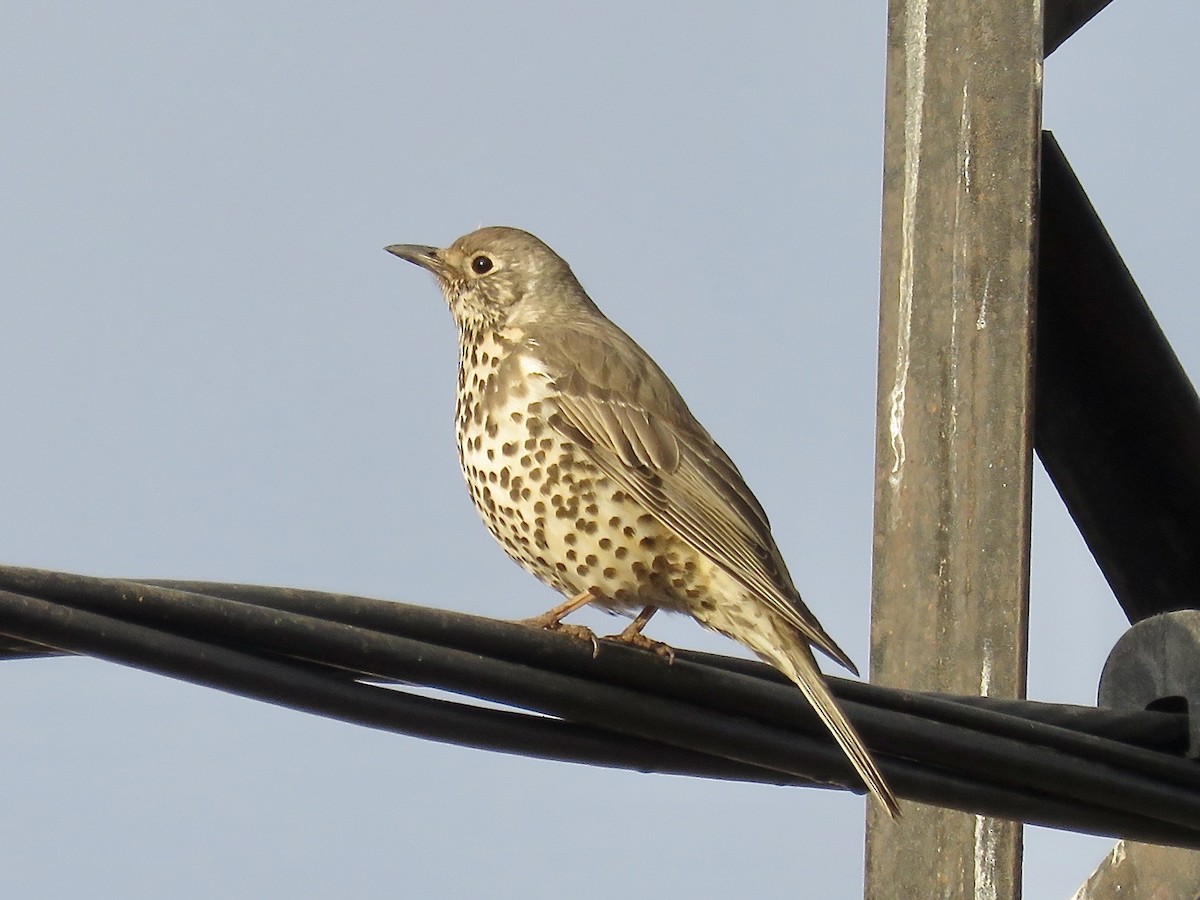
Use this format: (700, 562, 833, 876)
(529, 319, 857, 673)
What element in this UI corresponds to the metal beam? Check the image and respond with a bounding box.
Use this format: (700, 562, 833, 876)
(1036, 133, 1200, 625)
(1045, 0, 1113, 56)
(1072, 841, 1200, 900)
(868, 2, 1042, 897)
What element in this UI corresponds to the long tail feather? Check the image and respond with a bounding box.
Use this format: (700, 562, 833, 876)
(745, 623, 900, 817)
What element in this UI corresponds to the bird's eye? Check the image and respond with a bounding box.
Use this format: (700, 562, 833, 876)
(471, 255, 494, 275)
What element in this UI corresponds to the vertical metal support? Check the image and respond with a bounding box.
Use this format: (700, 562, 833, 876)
(867, 3, 1042, 899)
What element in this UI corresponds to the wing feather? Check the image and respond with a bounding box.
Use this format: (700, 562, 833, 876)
(531, 324, 855, 672)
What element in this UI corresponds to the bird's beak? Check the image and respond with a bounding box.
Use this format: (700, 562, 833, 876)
(385, 243, 453, 279)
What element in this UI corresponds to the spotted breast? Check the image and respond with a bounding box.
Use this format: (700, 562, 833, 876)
(455, 324, 703, 616)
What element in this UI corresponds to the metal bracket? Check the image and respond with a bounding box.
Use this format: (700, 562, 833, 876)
(1099, 610, 1200, 759)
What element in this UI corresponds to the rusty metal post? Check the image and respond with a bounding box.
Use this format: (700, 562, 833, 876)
(866, 2, 1043, 898)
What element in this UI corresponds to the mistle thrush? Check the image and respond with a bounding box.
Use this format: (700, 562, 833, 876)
(386, 226, 898, 815)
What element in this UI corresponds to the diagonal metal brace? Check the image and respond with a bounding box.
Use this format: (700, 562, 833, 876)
(1100, 611, 1200, 759)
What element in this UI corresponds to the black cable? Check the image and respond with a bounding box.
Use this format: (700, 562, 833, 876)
(1, 564, 1198, 847)
(0, 585, 817, 785)
(0, 582, 1192, 848)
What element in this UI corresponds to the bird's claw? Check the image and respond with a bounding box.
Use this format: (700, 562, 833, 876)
(604, 629, 677, 663)
(515, 616, 601, 657)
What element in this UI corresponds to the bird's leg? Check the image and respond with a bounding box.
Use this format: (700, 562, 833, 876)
(517, 589, 601, 648)
(617, 605, 657, 638)
(604, 605, 676, 662)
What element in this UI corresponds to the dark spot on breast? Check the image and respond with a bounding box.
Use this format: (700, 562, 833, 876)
(599, 538, 612, 550)
(602, 567, 617, 580)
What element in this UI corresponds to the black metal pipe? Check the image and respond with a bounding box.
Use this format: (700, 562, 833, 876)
(1036, 132, 1200, 623)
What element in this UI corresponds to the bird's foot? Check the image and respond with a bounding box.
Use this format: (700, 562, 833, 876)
(516, 589, 600, 631)
(515, 591, 602, 657)
(604, 627, 677, 663)
(603, 606, 675, 662)
(516, 616, 599, 645)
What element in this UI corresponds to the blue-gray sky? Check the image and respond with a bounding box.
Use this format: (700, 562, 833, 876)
(3, 4, 1197, 897)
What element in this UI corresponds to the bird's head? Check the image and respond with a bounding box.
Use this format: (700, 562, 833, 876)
(386, 226, 592, 335)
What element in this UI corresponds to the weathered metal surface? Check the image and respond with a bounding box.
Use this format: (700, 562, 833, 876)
(1072, 840, 1200, 900)
(868, 1, 1042, 897)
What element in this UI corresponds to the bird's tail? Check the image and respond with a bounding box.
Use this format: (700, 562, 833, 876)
(750, 625, 901, 818)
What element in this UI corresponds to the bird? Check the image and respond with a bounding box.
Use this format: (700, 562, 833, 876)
(385, 226, 898, 816)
